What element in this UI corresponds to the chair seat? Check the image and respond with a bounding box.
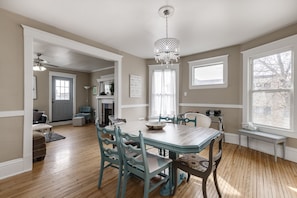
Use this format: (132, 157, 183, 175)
(175, 154, 214, 172)
(133, 152, 172, 174)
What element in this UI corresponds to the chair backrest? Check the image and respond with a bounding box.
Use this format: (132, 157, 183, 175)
(96, 124, 121, 164)
(159, 115, 175, 123)
(80, 106, 91, 113)
(206, 133, 224, 174)
(176, 116, 197, 126)
(116, 128, 148, 175)
(184, 112, 211, 128)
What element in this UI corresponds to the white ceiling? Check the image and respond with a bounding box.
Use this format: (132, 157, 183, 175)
(1, 0, 297, 71)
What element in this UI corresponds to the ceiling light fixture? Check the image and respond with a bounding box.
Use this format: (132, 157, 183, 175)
(154, 5, 180, 65)
(33, 53, 47, 71)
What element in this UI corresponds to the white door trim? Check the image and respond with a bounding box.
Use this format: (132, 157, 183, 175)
(14, 25, 123, 179)
(49, 72, 76, 122)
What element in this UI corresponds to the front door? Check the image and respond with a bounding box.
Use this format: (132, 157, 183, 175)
(52, 76, 73, 122)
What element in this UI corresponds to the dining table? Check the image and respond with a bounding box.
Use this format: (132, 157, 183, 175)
(106, 120, 222, 196)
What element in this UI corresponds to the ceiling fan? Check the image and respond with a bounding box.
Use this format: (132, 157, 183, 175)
(33, 53, 58, 71)
(33, 53, 47, 71)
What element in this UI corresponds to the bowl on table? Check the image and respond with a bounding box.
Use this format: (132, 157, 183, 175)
(145, 122, 166, 130)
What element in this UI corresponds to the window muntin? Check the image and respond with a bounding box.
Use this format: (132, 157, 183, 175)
(55, 79, 70, 100)
(189, 55, 228, 89)
(250, 50, 292, 130)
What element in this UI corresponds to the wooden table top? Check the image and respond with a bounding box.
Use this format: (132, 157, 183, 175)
(106, 121, 221, 154)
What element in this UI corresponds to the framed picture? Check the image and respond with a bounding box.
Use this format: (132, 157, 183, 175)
(130, 74, 142, 98)
(33, 76, 37, 99)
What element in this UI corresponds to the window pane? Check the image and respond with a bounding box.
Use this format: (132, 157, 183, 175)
(193, 63, 223, 85)
(252, 91, 290, 129)
(55, 79, 70, 100)
(252, 51, 292, 90)
(151, 69, 176, 117)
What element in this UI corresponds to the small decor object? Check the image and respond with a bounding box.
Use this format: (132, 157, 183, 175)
(145, 121, 166, 130)
(130, 74, 142, 98)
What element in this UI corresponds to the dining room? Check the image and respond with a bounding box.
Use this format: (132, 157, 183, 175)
(1, 1, 297, 197)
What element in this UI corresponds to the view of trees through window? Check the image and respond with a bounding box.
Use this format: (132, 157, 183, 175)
(251, 50, 292, 129)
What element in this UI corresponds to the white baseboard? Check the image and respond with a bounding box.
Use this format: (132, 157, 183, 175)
(0, 157, 31, 179)
(49, 120, 72, 126)
(224, 132, 297, 163)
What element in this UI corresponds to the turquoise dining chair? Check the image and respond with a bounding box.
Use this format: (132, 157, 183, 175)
(95, 124, 122, 198)
(116, 128, 172, 198)
(159, 115, 176, 123)
(184, 112, 211, 128)
(158, 115, 176, 156)
(176, 116, 197, 126)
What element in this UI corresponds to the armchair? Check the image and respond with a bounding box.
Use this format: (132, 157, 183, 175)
(74, 106, 92, 123)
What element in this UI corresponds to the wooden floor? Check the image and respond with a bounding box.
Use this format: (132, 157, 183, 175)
(1, 124, 297, 198)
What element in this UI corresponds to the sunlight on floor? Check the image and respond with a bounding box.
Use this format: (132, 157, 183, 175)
(218, 175, 241, 197)
(288, 186, 297, 193)
(55, 149, 70, 166)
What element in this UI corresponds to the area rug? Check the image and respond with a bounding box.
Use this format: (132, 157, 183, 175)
(45, 132, 66, 143)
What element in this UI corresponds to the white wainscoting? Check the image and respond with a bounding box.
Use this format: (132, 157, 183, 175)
(224, 132, 297, 163)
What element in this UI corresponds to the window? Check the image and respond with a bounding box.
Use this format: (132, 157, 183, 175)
(149, 64, 179, 119)
(189, 55, 228, 89)
(242, 35, 297, 137)
(55, 79, 70, 100)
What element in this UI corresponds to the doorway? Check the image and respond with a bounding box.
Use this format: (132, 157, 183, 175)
(52, 76, 73, 122)
(22, 25, 123, 174)
(49, 72, 76, 123)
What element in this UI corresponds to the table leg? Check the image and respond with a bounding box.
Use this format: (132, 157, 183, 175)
(160, 151, 182, 196)
(48, 128, 53, 139)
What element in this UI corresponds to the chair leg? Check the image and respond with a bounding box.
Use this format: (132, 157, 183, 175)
(98, 160, 105, 188)
(143, 178, 150, 198)
(121, 169, 128, 198)
(116, 165, 122, 198)
(213, 170, 222, 198)
(187, 173, 191, 182)
(202, 179, 208, 198)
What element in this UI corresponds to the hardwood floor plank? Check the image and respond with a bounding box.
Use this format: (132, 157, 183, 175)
(0, 124, 297, 198)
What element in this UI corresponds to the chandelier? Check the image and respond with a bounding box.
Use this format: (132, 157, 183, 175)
(154, 5, 180, 65)
(33, 53, 47, 71)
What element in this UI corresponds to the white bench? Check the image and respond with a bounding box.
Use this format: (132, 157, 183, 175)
(238, 129, 286, 162)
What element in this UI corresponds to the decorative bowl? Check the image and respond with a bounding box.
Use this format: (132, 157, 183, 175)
(145, 122, 166, 130)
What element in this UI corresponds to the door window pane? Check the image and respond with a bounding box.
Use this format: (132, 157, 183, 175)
(55, 79, 70, 100)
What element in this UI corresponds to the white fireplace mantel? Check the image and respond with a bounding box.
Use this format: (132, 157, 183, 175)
(96, 95, 114, 125)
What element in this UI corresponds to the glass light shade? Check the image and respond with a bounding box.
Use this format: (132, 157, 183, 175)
(33, 65, 46, 71)
(154, 37, 180, 65)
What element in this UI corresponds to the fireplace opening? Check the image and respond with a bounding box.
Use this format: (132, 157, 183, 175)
(100, 102, 114, 127)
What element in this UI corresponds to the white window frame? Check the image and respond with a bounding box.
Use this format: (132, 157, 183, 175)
(242, 35, 297, 138)
(148, 64, 179, 120)
(188, 55, 228, 89)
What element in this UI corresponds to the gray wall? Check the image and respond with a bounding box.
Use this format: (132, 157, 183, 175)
(0, 8, 147, 163)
